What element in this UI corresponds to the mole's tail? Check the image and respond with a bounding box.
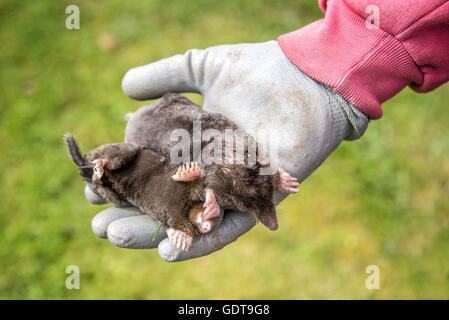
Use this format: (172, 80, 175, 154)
(64, 133, 95, 182)
(64, 133, 86, 167)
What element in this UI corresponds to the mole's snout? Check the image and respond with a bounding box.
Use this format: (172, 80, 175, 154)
(259, 212, 279, 231)
(269, 223, 279, 231)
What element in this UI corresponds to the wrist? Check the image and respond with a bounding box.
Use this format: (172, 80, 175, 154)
(277, 0, 421, 120)
(320, 82, 369, 142)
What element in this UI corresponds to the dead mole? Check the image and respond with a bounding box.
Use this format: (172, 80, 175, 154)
(65, 93, 299, 251)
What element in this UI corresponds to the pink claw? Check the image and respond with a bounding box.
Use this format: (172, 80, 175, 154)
(278, 168, 300, 193)
(172, 162, 201, 182)
(167, 228, 193, 251)
(91, 159, 108, 182)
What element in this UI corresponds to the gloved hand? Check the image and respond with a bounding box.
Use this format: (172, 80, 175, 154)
(88, 40, 369, 262)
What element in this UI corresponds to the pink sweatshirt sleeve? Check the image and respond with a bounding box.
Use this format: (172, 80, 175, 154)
(277, 0, 449, 119)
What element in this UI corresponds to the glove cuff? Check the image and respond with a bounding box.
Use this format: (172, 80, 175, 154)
(321, 83, 369, 142)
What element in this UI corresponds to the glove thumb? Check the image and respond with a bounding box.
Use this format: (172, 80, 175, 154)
(122, 48, 212, 100)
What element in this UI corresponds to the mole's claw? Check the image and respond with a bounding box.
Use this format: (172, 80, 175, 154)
(167, 228, 193, 252)
(91, 158, 108, 183)
(171, 162, 201, 182)
(277, 168, 300, 193)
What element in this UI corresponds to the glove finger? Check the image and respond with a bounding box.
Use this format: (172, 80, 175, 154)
(84, 185, 107, 205)
(107, 215, 167, 249)
(91, 207, 143, 239)
(158, 210, 257, 262)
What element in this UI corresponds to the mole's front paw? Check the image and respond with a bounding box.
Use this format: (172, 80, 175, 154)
(91, 159, 109, 183)
(277, 168, 300, 193)
(171, 162, 201, 182)
(203, 189, 220, 221)
(167, 228, 193, 251)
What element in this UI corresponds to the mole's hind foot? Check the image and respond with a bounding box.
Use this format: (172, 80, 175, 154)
(91, 159, 109, 183)
(203, 188, 220, 221)
(172, 162, 201, 182)
(195, 214, 213, 233)
(189, 203, 221, 234)
(167, 228, 193, 251)
(277, 168, 300, 193)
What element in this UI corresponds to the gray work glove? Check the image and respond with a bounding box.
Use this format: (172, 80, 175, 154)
(88, 40, 368, 262)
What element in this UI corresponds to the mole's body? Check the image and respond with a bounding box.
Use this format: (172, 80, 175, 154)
(65, 94, 299, 251)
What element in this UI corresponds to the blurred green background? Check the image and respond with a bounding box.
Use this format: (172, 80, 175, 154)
(1, 0, 448, 299)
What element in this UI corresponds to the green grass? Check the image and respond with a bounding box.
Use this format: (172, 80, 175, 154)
(0, 0, 448, 299)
